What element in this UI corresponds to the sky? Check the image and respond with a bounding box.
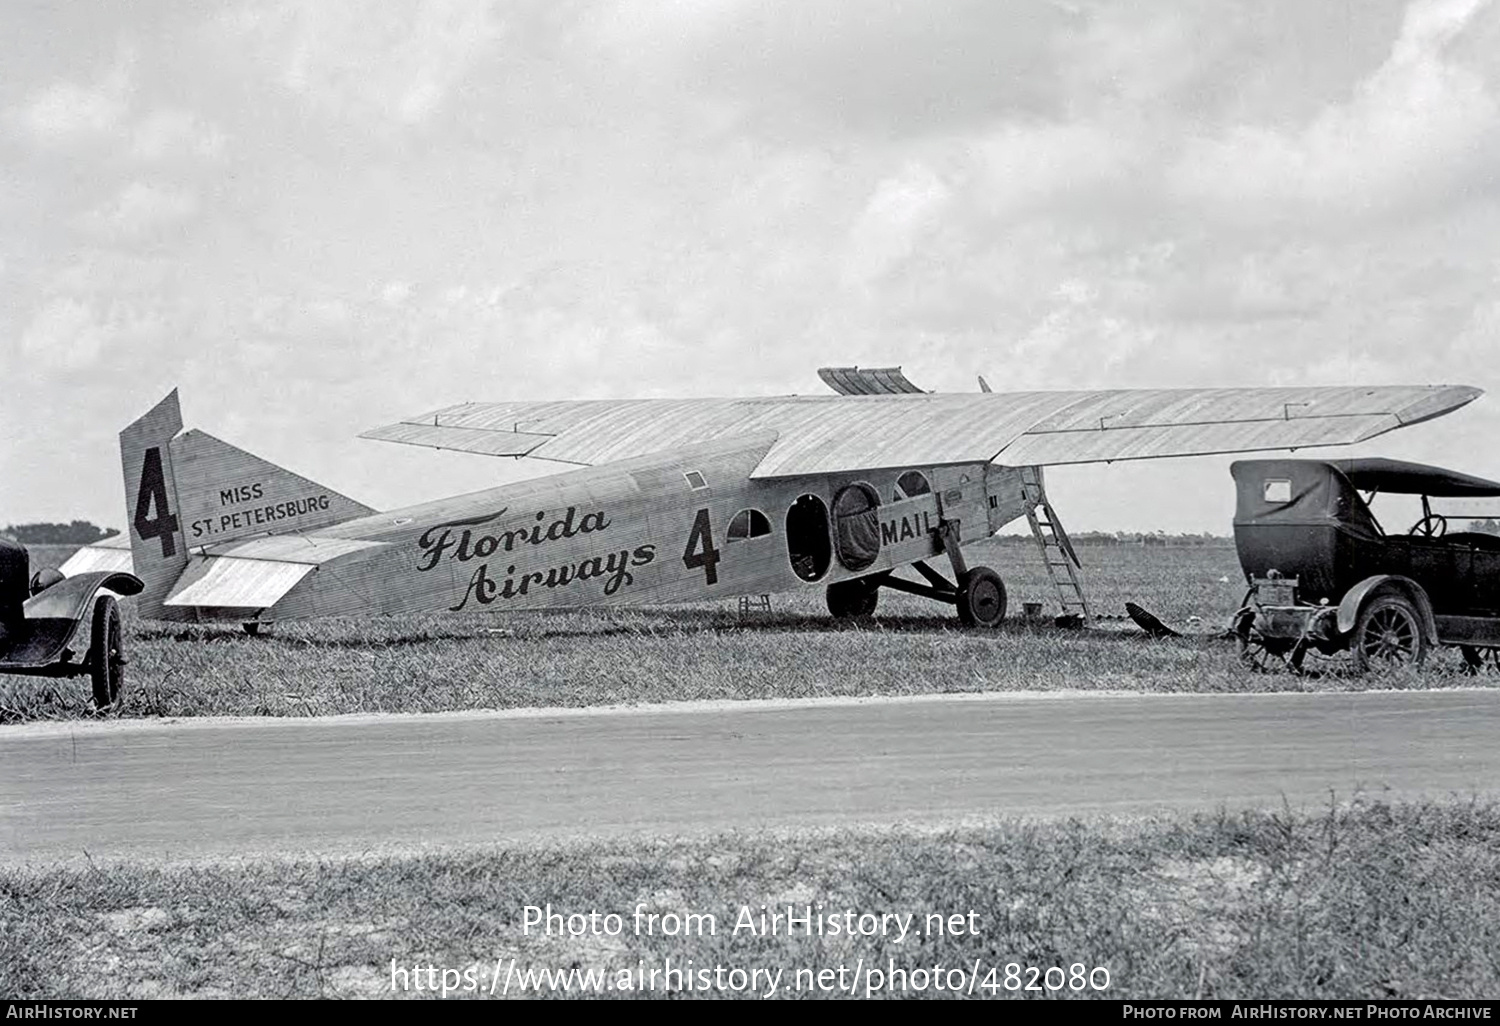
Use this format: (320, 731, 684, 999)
(3, 0, 1498, 534)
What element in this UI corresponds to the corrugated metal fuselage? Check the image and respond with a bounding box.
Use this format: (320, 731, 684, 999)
(237, 436, 1032, 621)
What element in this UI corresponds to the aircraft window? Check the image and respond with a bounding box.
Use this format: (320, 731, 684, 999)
(785, 494, 832, 582)
(832, 483, 881, 572)
(728, 509, 771, 542)
(1263, 479, 1292, 503)
(895, 471, 931, 501)
(684, 471, 708, 491)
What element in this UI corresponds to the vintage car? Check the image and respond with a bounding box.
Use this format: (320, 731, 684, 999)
(1231, 457, 1500, 673)
(0, 537, 142, 708)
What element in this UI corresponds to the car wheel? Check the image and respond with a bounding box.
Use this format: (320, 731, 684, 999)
(1235, 626, 1285, 672)
(956, 567, 1007, 628)
(1461, 646, 1500, 674)
(825, 578, 878, 620)
(1351, 594, 1426, 673)
(88, 595, 125, 710)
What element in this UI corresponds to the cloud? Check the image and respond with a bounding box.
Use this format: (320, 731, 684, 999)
(79, 181, 199, 238)
(128, 109, 226, 162)
(9, 56, 132, 145)
(6, 0, 1500, 528)
(1170, 0, 1500, 225)
(841, 163, 952, 287)
(226, 0, 504, 124)
(585, 0, 1077, 138)
(17, 298, 112, 371)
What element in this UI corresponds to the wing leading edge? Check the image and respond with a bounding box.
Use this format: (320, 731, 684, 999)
(360, 384, 1483, 478)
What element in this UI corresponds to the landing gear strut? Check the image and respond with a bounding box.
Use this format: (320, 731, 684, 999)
(824, 518, 1008, 629)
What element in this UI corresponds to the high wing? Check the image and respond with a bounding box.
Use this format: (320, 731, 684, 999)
(361, 383, 1482, 478)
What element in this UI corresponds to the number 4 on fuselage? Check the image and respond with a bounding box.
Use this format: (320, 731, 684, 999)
(62, 370, 1482, 631)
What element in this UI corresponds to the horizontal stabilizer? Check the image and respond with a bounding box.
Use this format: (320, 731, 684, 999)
(165, 557, 314, 609)
(164, 536, 386, 610)
(58, 534, 134, 577)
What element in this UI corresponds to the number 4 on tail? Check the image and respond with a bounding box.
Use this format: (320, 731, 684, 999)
(682, 508, 721, 586)
(134, 446, 180, 558)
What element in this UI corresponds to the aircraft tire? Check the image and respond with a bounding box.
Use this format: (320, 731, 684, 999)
(956, 567, 1007, 628)
(826, 578, 879, 620)
(88, 595, 125, 710)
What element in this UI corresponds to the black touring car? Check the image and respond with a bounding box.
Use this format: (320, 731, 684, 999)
(0, 537, 142, 708)
(1232, 457, 1500, 673)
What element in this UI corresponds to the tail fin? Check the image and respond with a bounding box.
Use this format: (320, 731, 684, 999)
(120, 390, 374, 616)
(121, 391, 188, 617)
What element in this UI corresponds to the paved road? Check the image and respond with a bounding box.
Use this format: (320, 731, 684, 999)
(3, 690, 1498, 865)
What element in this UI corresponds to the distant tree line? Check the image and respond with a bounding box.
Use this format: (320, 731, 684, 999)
(1076, 531, 1231, 546)
(996, 530, 1231, 546)
(1, 521, 119, 545)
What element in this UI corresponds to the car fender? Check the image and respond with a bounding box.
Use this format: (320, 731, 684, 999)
(1336, 575, 1438, 644)
(1, 571, 143, 670)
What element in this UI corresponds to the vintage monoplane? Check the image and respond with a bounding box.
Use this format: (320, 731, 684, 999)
(61, 369, 1482, 636)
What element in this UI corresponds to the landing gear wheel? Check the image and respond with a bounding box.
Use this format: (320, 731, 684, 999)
(826, 578, 879, 620)
(88, 595, 125, 710)
(1351, 594, 1426, 673)
(956, 567, 1006, 628)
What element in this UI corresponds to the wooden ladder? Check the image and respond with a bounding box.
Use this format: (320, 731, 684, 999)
(1019, 466, 1091, 622)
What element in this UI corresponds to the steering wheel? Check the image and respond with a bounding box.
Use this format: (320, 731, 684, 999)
(1409, 514, 1449, 537)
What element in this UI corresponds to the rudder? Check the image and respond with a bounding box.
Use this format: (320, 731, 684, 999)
(119, 390, 374, 618)
(120, 390, 188, 618)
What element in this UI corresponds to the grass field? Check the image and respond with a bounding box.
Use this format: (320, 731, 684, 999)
(8, 545, 1499, 1002)
(7, 540, 1493, 722)
(4, 797, 1497, 1000)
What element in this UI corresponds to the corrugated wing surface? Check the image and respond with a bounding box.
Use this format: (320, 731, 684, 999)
(360, 385, 1482, 478)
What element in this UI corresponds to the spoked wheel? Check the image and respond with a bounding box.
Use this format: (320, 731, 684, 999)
(1236, 626, 1287, 673)
(1461, 646, 1500, 674)
(825, 578, 879, 620)
(956, 567, 1007, 628)
(88, 595, 125, 710)
(1351, 595, 1426, 673)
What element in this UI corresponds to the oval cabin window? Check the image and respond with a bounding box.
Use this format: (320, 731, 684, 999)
(785, 495, 832, 582)
(832, 483, 881, 573)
